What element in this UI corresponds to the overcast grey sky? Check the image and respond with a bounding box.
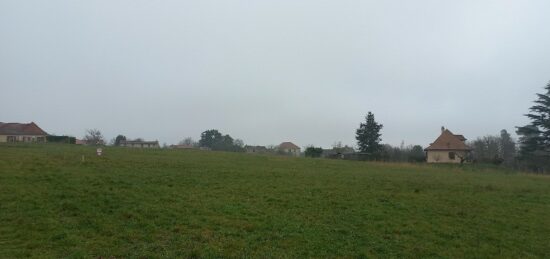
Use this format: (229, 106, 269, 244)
(1, 0, 549, 148)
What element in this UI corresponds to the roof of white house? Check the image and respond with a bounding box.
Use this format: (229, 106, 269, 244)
(279, 142, 300, 149)
(0, 122, 48, 136)
(425, 128, 471, 151)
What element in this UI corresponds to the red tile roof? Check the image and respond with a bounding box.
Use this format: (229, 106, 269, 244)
(0, 122, 48, 136)
(425, 129, 471, 151)
(453, 134, 466, 141)
(279, 142, 300, 150)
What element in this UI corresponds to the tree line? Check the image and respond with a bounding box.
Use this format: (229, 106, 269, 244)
(351, 81, 550, 173)
(468, 130, 516, 166)
(79, 81, 550, 173)
(516, 82, 550, 173)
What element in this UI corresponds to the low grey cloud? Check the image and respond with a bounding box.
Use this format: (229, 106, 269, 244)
(1, 0, 549, 148)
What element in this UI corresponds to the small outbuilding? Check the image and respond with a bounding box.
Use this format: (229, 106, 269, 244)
(425, 127, 471, 163)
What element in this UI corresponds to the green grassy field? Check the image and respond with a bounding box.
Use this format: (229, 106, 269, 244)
(0, 144, 549, 258)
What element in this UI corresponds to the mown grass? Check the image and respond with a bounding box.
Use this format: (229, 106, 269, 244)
(0, 143, 549, 258)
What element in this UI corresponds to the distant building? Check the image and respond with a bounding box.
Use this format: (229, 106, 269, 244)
(120, 140, 160, 148)
(245, 145, 268, 154)
(0, 122, 48, 143)
(75, 139, 87, 145)
(322, 146, 355, 159)
(278, 142, 301, 156)
(425, 127, 471, 163)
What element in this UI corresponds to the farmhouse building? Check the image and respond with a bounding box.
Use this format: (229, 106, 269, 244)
(425, 127, 471, 163)
(120, 140, 160, 148)
(278, 142, 301, 156)
(0, 122, 48, 143)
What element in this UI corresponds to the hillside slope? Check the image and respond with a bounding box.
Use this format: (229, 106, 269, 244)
(0, 144, 549, 258)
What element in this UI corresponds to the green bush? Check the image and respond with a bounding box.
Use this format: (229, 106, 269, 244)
(46, 135, 76, 144)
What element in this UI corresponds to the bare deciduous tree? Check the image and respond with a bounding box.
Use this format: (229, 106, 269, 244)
(84, 129, 105, 145)
(234, 139, 244, 148)
(179, 137, 197, 147)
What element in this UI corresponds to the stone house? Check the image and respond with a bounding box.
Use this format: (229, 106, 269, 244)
(278, 142, 301, 156)
(0, 122, 48, 143)
(425, 127, 471, 163)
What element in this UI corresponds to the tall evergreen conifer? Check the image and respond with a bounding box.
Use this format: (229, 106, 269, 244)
(517, 82, 550, 172)
(356, 112, 383, 157)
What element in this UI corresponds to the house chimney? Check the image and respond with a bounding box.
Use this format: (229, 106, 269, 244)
(441, 126, 445, 133)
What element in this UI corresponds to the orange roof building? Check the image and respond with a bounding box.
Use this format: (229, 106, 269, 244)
(0, 122, 48, 143)
(278, 142, 301, 156)
(425, 127, 471, 163)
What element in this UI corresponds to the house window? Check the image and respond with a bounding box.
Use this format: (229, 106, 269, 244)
(449, 152, 456, 160)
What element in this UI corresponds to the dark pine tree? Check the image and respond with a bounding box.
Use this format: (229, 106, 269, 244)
(356, 112, 383, 158)
(516, 82, 550, 172)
